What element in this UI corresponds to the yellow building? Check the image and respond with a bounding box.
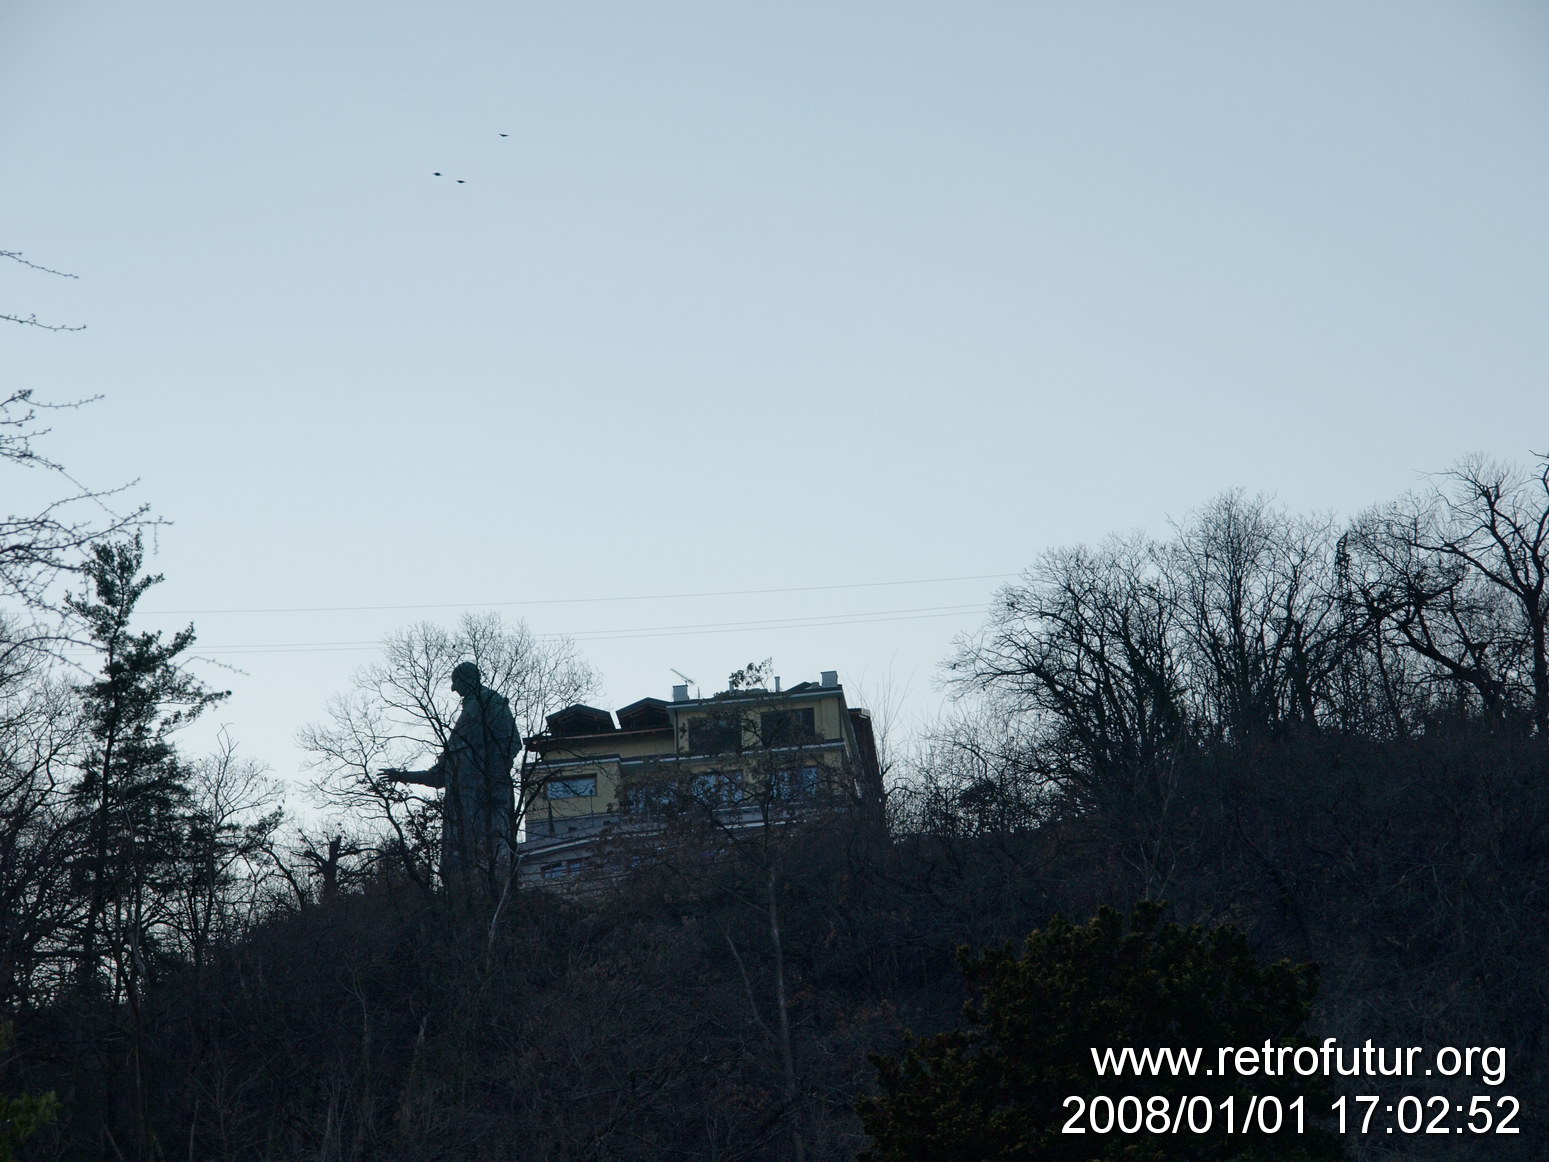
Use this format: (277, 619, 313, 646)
(516, 670, 882, 884)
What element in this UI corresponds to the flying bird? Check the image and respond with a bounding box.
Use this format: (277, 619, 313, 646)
(499, 133, 509, 137)
(433, 172, 442, 176)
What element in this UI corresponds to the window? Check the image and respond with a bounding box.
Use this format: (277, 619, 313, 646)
(541, 858, 589, 881)
(623, 770, 745, 812)
(545, 775, 597, 800)
(621, 780, 676, 814)
(772, 765, 821, 801)
(690, 770, 745, 806)
(761, 707, 816, 746)
(718, 770, 746, 804)
(689, 714, 744, 754)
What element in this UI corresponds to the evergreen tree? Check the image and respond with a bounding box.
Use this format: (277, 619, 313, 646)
(61, 537, 227, 1158)
(0, 1021, 57, 1161)
(857, 904, 1344, 1162)
(66, 536, 226, 994)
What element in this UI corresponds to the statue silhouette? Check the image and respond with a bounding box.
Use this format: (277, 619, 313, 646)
(383, 662, 519, 892)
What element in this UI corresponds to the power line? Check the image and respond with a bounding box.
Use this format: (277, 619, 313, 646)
(57, 602, 992, 658)
(237, 604, 990, 651)
(561, 602, 986, 640)
(557, 606, 991, 644)
(140, 572, 1016, 616)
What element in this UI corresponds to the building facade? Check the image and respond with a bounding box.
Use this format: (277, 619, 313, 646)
(516, 670, 882, 884)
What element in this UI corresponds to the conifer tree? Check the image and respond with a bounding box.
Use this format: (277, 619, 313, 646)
(0, 1022, 57, 1160)
(67, 536, 226, 995)
(858, 904, 1344, 1162)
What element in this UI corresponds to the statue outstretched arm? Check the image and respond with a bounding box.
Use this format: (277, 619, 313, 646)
(380, 767, 446, 789)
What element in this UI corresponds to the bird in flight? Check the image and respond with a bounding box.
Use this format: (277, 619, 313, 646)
(499, 133, 509, 137)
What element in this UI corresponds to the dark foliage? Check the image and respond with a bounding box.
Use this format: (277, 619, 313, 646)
(858, 904, 1343, 1161)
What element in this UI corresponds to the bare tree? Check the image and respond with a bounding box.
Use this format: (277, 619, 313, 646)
(2, 250, 85, 332)
(1346, 454, 1549, 732)
(173, 734, 285, 969)
(297, 687, 440, 892)
(0, 659, 84, 1009)
(1, 391, 155, 642)
(1164, 492, 1352, 741)
(3, 250, 153, 647)
(301, 612, 598, 890)
(1421, 455, 1549, 733)
(942, 499, 1362, 903)
(947, 534, 1188, 816)
(894, 706, 1047, 841)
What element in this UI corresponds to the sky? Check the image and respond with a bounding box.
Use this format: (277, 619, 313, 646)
(5, 1, 1547, 795)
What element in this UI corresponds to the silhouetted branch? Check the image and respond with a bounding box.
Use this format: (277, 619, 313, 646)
(2, 250, 85, 331)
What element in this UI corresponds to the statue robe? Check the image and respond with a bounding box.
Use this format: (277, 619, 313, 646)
(418, 684, 519, 887)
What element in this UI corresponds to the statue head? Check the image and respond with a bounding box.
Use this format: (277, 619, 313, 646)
(451, 661, 481, 697)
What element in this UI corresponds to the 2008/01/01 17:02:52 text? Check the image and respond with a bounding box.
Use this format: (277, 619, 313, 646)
(1059, 1093, 1521, 1136)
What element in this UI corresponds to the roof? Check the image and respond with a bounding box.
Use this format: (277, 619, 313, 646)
(544, 704, 616, 736)
(616, 697, 671, 731)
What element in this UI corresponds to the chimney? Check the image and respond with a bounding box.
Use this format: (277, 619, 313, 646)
(820, 670, 838, 688)
(672, 684, 689, 702)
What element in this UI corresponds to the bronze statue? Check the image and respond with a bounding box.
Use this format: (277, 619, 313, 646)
(382, 662, 519, 891)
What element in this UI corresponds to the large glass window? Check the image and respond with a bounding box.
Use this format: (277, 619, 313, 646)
(761, 707, 817, 745)
(622, 780, 675, 813)
(545, 775, 597, 799)
(689, 714, 744, 754)
(690, 770, 745, 806)
(772, 765, 821, 801)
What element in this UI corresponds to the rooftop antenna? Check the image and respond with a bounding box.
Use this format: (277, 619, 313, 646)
(670, 668, 699, 699)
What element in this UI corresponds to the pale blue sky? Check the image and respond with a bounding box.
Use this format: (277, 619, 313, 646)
(6, 1, 1547, 781)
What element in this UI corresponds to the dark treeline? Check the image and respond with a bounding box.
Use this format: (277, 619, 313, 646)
(1, 449, 1545, 1159)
